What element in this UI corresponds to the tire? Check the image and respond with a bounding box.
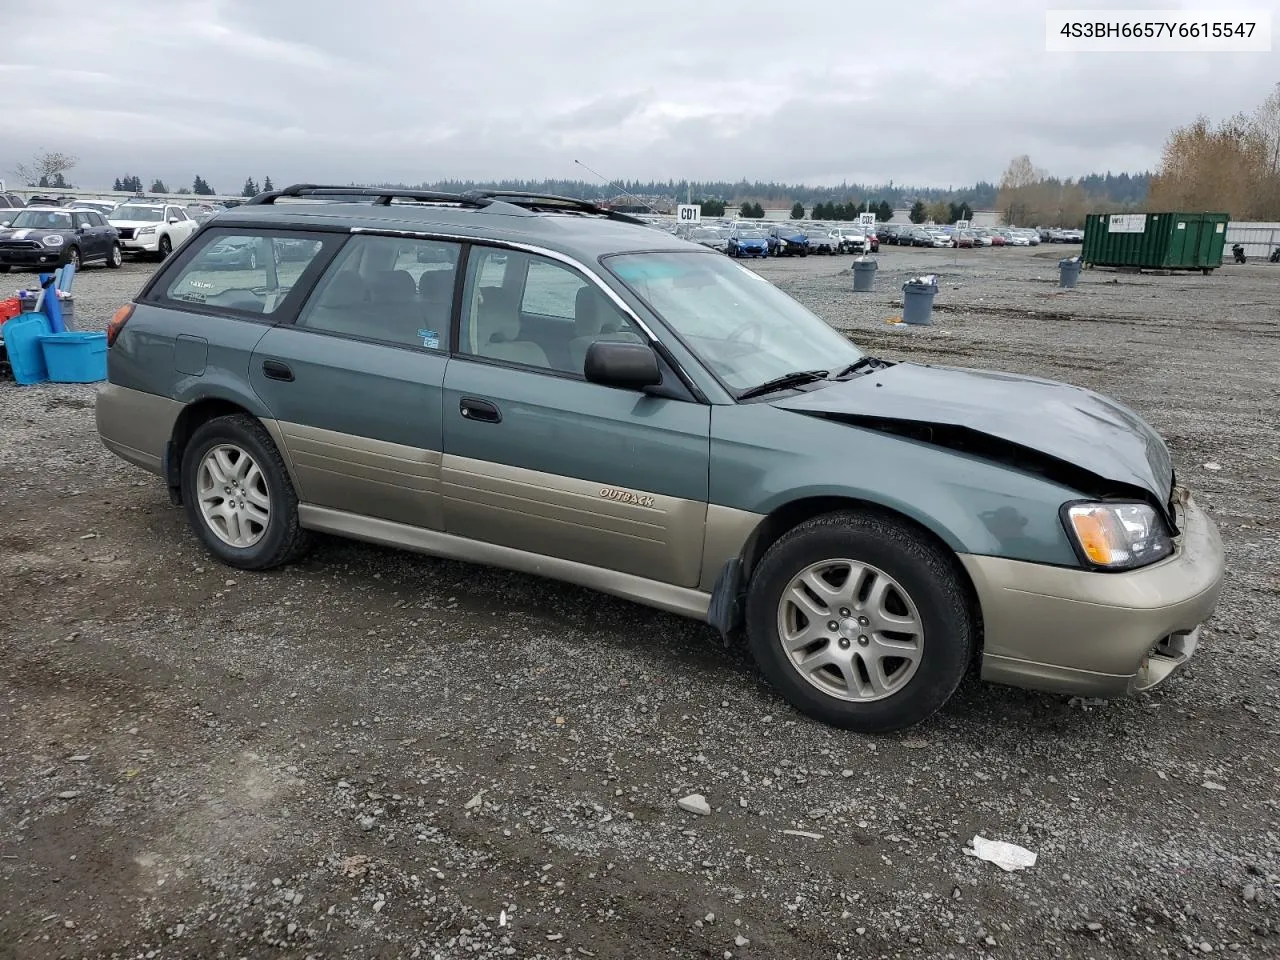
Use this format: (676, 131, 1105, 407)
(744, 509, 974, 732)
(65, 246, 82, 269)
(180, 413, 310, 571)
(157, 235, 172, 260)
(249, 249, 258, 270)
(106, 242, 123, 268)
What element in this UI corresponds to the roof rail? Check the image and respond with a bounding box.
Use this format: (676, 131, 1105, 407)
(463, 190, 647, 224)
(245, 183, 479, 207)
(244, 183, 648, 224)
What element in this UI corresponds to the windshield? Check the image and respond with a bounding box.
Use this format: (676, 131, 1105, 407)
(7, 210, 72, 229)
(735, 228, 766, 238)
(606, 251, 863, 394)
(111, 205, 163, 221)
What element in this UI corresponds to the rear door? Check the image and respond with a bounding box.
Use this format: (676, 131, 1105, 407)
(249, 233, 461, 531)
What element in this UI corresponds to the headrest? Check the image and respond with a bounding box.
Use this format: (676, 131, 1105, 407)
(371, 269, 417, 304)
(321, 272, 368, 308)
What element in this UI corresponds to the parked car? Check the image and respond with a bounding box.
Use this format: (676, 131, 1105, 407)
(883, 224, 910, 246)
(926, 229, 952, 248)
(1003, 230, 1032, 247)
(0, 206, 122, 271)
(94, 183, 1225, 734)
(690, 226, 730, 254)
(970, 229, 994, 247)
(0, 192, 27, 212)
(806, 226, 839, 255)
(184, 203, 222, 225)
(108, 201, 200, 260)
(767, 223, 810, 257)
(906, 227, 932, 247)
(68, 200, 119, 217)
(955, 231, 977, 249)
(726, 225, 769, 259)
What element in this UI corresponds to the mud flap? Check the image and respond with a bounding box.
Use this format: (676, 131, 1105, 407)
(706, 558, 745, 645)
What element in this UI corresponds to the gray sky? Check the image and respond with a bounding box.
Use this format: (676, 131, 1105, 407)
(3, 0, 1277, 193)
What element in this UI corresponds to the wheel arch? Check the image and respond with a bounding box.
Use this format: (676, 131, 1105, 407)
(164, 398, 288, 504)
(714, 495, 984, 657)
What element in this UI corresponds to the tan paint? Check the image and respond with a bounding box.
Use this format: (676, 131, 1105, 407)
(698, 504, 764, 592)
(442, 454, 707, 587)
(94, 384, 184, 475)
(279, 422, 444, 530)
(298, 504, 711, 620)
(962, 496, 1224, 696)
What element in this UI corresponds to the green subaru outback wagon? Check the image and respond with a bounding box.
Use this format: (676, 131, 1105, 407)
(96, 185, 1225, 732)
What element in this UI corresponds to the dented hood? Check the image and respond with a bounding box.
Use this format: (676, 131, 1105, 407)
(773, 362, 1174, 504)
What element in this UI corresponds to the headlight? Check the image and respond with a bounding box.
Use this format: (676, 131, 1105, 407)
(1063, 501, 1174, 570)
(138, 226, 156, 236)
(42, 235, 64, 247)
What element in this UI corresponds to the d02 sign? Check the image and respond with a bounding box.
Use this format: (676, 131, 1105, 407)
(677, 204, 702, 223)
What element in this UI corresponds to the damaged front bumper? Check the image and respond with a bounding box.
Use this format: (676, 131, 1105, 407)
(960, 491, 1225, 698)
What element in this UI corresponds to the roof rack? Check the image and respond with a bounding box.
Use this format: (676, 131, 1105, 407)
(246, 183, 480, 207)
(243, 183, 647, 225)
(462, 190, 646, 224)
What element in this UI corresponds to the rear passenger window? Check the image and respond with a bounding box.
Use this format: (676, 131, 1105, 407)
(162, 230, 330, 315)
(294, 235, 459, 350)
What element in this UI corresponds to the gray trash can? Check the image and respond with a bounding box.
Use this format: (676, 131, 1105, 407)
(901, 278, 938, 325)
(851, 257, 878, 292)
(1059, 256, 1082, 289)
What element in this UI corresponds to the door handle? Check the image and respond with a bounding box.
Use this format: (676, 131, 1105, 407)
(262, 359, 294, 382)
(460, 397, 501, 423)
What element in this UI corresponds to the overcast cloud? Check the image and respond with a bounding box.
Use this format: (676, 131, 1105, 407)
(3, 0, 1277, 192)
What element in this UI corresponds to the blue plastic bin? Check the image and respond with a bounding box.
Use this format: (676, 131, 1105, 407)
(38, 331, 107, 383)
(2, 312, 54, 384)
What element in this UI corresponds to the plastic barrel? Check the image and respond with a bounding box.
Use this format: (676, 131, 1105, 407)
(901, 280, 938, 325)
(1059, 257, 1082, 289)
(852, 258, 878, 292)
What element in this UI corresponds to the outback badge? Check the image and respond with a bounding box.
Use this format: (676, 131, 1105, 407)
(599, 487, 656, 509)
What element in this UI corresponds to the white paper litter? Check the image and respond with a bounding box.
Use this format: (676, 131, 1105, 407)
(782, 829, 825, 840)
(1202, 462, 1222, 471)
(965, 835, 1037, 872)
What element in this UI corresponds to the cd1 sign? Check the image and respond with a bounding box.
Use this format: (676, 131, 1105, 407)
(677, 204, 702, 224)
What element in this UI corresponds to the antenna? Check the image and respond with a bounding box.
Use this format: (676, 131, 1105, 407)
(573, 159, 659, 214)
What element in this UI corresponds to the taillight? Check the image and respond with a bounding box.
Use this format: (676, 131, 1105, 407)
(106, 303, 134, 347)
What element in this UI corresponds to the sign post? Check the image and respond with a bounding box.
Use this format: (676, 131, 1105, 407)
(677, 204, 702, 225)
(953, 219, 970, 265)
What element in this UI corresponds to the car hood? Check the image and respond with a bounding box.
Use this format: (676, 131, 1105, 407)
(108, 219, 162, 228)
(0, 227, 68, 240)
(772, 362, 1174, 508)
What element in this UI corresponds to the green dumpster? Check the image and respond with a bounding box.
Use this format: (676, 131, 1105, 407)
(1082, 212, 1228, 273)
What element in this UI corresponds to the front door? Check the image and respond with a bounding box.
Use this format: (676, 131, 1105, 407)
(72, 211, 104, 261)
(441, 245, 711, 588)
(250, 233, 462, 530)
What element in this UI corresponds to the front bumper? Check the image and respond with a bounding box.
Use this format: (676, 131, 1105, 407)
(120, 233, 161, 253)
(0, 246, 67, 268)
(961, 492, 1225, 698)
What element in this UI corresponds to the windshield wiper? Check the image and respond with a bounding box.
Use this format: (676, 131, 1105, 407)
(737, 369, 830, 400)
(833, 356, 889, 378)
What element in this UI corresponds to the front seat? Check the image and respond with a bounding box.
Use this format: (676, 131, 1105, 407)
(303, 271, 370, 337)
(472, 286, 550, 368)
(567, 285, 640, 373)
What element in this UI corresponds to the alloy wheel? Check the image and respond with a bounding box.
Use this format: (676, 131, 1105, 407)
(776, 559, 924, 702)
(196, 444, 271, 548)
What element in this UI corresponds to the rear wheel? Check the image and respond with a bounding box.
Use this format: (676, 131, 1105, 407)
(180, 413, 310, 570)
(745, 509, 975, 732)
(157, 235, 172, 260)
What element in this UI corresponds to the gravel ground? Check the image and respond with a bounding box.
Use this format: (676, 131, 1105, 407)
(1, 248, 1278, 960)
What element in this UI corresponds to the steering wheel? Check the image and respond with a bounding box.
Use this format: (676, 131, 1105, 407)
(727, 321, 763, 346)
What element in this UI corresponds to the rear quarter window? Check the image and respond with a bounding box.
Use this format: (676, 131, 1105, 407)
(149, 228, 342, 318)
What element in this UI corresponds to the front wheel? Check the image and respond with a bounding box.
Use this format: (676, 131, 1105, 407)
(65, 246, 82, 270)
(106, 242, 123, 268)
(181, 414, 311, 570)
(745, 510, 975, 732)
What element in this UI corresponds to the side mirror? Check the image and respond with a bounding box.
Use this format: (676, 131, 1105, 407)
(168, 217, 179, 224)
(584, 340, 662, 391)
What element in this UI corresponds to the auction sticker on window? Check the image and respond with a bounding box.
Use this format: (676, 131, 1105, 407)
(1046, 10, 1272, 51)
